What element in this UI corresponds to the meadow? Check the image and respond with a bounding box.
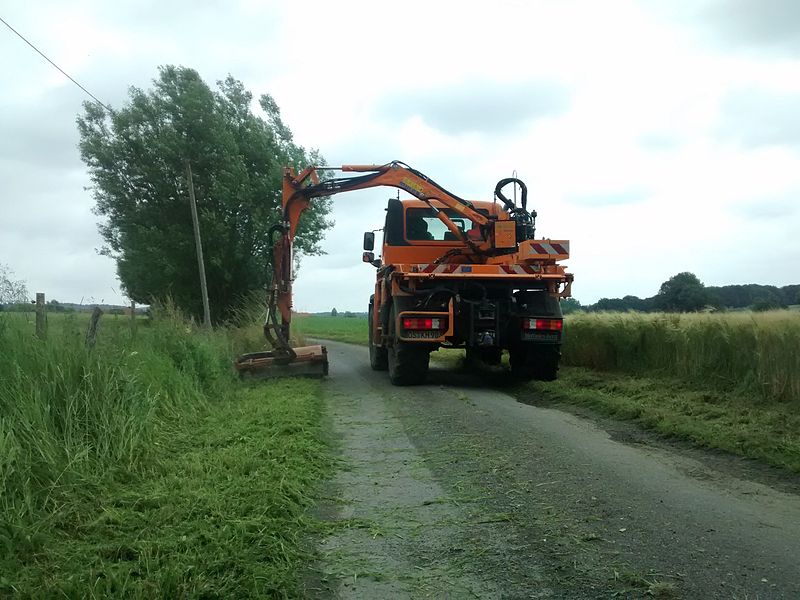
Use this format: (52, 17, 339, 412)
(294, 313, 367, 345)
(0, 308, 328, 596)
(295, 310, 800, 471)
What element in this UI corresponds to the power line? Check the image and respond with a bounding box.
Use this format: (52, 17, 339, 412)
(0, 15, 112, 111)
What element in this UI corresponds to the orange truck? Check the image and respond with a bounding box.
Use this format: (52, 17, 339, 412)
(235, 161, 573, 385)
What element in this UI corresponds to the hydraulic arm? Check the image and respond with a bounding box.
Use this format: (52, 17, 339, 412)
(235, 160, 565, 380)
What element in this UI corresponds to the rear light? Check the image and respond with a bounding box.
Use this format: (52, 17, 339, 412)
(403, 317, 446, 330)
(522, 318, 563, 331)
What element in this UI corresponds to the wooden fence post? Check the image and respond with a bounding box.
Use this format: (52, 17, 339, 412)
(35, 292, 46, 339)
(86, 306, 103, 348)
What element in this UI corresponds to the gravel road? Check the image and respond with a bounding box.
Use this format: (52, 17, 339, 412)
(307, 340, 800, 599)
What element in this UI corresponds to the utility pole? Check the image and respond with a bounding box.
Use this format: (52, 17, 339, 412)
(184, 160, 212, 328)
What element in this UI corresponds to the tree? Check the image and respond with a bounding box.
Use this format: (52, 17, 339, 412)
(591, 295, 652, 312)
(655, 272, 709, 312)
(0, 263, 29, 305)
(751, 298, 779, 312)
(560, 297, 582, 314)
(77, 66, 332, 322)
(331, 307, 338, 317)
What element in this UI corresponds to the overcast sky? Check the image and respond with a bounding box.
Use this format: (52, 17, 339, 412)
(2, 0, 799, 311)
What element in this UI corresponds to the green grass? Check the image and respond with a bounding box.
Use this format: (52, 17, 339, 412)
(527, 367, 800, 472)
(0, 308, 330, 596)
(4, 380, 328, 598)
(294, 314, 368, 346)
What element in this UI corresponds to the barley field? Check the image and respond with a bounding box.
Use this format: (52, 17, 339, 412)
(562, 310, 800, 403)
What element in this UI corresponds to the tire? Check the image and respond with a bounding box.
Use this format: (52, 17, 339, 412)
(387, 305, 430, 386)
(368, 301, 388, 371)
(510, 345, 561, 381)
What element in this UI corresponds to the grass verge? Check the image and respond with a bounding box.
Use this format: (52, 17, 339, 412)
(2, 380, 329, 598)
(525, 367, 800, 472)
(0, 310, 330, 597)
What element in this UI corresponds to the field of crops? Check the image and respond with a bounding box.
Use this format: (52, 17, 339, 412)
(0, 309, 328, 596)
(562, 311, 800, 403)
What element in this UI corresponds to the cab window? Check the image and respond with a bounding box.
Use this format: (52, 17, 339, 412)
(405, 208, 484, 242)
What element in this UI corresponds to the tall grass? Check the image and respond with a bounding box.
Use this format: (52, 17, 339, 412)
(562, 311, 800, 403)
(0, 308, 233, 558)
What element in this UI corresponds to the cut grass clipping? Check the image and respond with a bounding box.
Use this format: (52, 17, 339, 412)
(0, 310, 329, 597)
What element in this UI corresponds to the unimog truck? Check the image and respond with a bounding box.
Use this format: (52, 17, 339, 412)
(235, 161, 573, 385)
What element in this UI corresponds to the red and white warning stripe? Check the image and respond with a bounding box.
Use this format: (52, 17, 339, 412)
(499, 265, 541, 274)
(415, 264, 541, 275)
(529, 241, 569, 255)
(419, 264, 460, 274)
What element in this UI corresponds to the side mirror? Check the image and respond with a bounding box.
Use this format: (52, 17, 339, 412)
(363, 231, 375, 251)
(362, 251, 375, 263)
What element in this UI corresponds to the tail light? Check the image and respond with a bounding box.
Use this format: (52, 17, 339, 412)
(403, 317, 446, 330)
(522, 318, 563, 331)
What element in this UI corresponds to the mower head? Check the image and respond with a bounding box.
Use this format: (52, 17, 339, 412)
(235, 344, 329, 379)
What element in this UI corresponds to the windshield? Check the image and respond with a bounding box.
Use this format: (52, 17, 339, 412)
(405, 208, 484, 242)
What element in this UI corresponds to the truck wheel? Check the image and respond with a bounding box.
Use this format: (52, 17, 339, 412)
(510, 345, 561, 381)
(368, 302, 388, 371)
(388, 341, 430, 385)
(387, 306, 429, 385)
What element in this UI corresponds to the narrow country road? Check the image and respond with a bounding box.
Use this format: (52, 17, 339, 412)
(307, 340, 800, 599)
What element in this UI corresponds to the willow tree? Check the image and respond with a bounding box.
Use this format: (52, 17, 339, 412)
(78, 66, 331, 322)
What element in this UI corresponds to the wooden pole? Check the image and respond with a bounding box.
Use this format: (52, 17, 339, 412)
(130, 299, 136, 333)
(184, 159, 212, 328)
(86, 306, 103, 348)
(35, 292, 46, 339)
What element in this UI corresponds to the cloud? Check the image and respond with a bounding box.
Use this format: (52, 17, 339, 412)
(717, 87, 800, 147)
(0, 94, 86, 170)
(700, 0, 800, 54)
(734, 194, 798, 220)
(567, 189, 650, 208)
(374, 80, 570, 135)
(638, 132, 684, 152)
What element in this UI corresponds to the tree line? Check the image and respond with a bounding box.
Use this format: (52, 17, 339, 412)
(562, 272, 800, 314)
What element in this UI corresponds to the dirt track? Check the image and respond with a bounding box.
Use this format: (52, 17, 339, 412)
(307, 340, 800, 599)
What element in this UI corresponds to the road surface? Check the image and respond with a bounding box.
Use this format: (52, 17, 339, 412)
(307, 340, 800, 599)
